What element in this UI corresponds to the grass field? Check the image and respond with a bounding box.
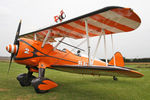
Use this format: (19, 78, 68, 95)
(0, 61, 150, 100)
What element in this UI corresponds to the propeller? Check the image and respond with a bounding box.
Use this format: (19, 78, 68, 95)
(7, 20, 22, 74)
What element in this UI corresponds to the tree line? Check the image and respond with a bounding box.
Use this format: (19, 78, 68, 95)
(100, 58, 150, 62)
(123, 58, 150, 62)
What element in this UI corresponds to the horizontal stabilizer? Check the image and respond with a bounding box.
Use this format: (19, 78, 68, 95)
(51, 65, 143, 78)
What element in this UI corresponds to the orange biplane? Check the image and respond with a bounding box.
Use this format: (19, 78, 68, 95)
(6, 6, 143, 93)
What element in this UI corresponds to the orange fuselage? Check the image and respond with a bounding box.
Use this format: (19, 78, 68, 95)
(14, 38, 106, 69)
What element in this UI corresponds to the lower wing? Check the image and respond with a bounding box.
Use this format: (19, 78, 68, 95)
(51, 65, 143, 78)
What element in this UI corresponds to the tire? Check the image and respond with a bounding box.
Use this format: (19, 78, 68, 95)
(17, 73, 36, 86)
(113, 76, 118, 81)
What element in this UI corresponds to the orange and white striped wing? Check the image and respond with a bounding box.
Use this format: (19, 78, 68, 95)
(20, 6, 141, 42)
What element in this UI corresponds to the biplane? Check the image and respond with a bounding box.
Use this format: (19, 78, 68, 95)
(6, 6, 144, 93)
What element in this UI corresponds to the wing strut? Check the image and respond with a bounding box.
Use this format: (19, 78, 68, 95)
(103, 31, 108, 66)
(85, 19, 91, 66)
(71, 39, 87, 52)
(53, 37, 65, 50)
(61, 41, 85, 51)
(92, 34, 102, 64)
(41, 30, 51, 48)
(111, 34, 116, 66)
(34, 33, 37, 40)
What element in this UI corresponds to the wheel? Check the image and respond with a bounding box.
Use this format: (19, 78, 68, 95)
(17, 73, 36, 86)
(113, 76, 118, 81)
(31, 77, 58, 93)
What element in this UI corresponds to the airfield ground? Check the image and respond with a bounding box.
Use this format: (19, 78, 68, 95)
(0, 61, 149, 100)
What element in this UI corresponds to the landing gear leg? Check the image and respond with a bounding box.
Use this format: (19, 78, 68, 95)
(17, 66, 36, 86)
(113, 76, 118, 81)
(31, 68, 58, 93)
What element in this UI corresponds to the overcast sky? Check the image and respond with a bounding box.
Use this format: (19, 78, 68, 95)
(0, 0, 150, 59)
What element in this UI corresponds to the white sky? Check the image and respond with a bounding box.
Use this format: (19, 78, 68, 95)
(0, 0, 150, 59)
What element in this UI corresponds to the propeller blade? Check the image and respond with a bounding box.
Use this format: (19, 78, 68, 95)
(7, 54, 14, 74)
(14, 20, 22, 44)
(8, 20, 22, 74)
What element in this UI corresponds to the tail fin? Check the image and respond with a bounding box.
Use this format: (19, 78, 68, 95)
(109, 52, 125, 67)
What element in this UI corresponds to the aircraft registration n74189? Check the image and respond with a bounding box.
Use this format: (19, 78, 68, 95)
(6, 6, 143, 93)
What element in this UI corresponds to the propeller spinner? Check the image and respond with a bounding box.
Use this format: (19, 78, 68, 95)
(6, 20, 22, 73)
(6, 44, 18, 54)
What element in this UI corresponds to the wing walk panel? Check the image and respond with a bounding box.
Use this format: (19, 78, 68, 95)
(20, 6, 141, 42)
(51, 65, 143, 78)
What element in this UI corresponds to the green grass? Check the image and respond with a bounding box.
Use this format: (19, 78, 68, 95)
(0, 61, 150, 100)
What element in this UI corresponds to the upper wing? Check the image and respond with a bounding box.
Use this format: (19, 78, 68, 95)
(51, 65, 143, 78)
(20, 6, 141, 42)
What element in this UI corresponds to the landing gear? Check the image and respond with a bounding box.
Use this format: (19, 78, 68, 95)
(17, 72, 36, 86)
(31, 77, 58, 93)
(17, 66, 58, 93)
(31, 68, 58, 93)
(17, 66, 36, 86)
(113, 76, 118, 81)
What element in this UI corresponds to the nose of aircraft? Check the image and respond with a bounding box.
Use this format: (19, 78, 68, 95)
(6, 44, 18, 54)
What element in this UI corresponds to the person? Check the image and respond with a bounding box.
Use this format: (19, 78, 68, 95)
(77, 50, 81, 56)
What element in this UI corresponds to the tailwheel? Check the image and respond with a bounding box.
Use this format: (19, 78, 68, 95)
(17, 73, 36, 86)
(31, 77, 58, 93)
(113, 76, 118, 81)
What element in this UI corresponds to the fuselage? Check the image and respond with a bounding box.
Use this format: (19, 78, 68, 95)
(6, 38, 144, 78)
(13, 38, 106, 68)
